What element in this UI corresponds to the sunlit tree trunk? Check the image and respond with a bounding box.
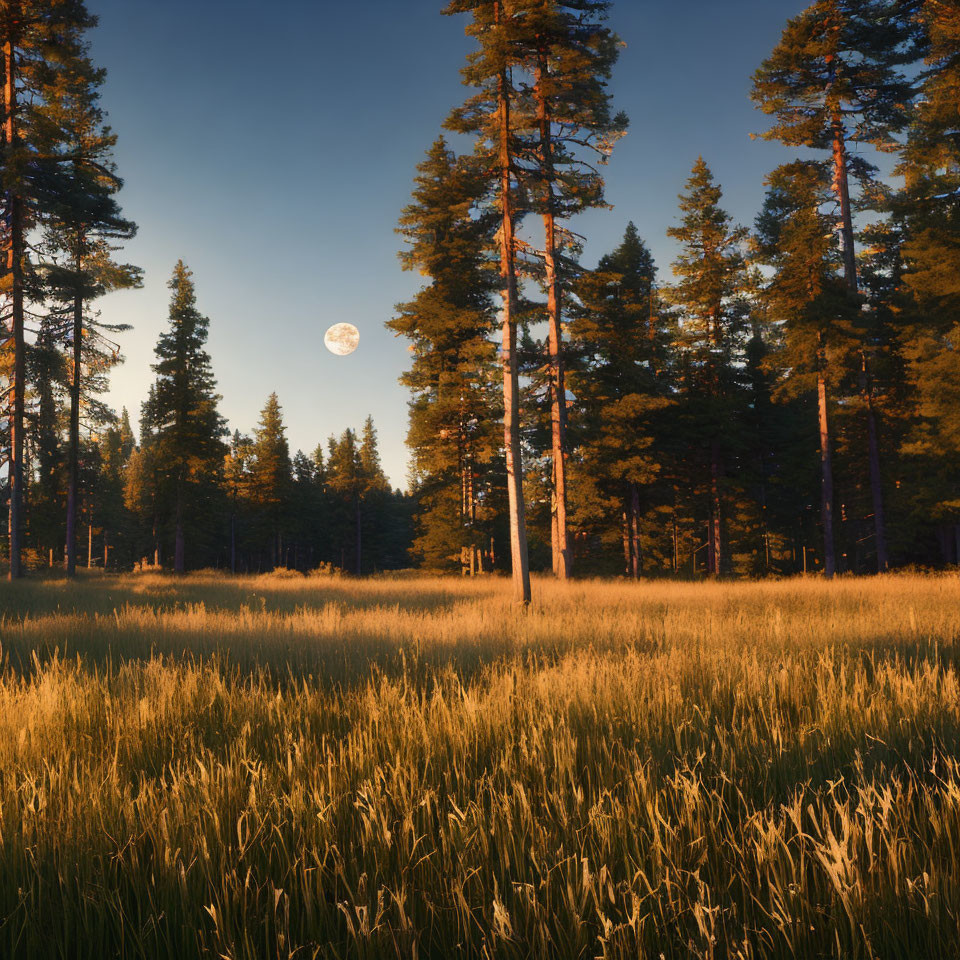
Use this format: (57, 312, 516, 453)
(4, 13, 25, 580)
(66, 240, 84, 576)
(496, 0, 530, 606)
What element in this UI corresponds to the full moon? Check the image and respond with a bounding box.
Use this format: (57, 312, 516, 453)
(324, 322, 360, 357)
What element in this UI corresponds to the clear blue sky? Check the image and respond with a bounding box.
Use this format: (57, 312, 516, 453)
(91, 0, 805, 488)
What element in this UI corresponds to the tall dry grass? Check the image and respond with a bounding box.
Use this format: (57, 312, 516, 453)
(0, 571, 959, 958)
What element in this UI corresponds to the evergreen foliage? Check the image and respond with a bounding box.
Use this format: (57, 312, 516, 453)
(135, 262, 226, 573)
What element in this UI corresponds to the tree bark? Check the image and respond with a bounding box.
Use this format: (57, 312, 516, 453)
(818, 338, 837, 579)
(4, 15, 25, 580)
(629, 483, 641, 579)
(831, 113, 888, 572)
(535, 57, 571, 580)
(496, 0, 531, 607)
(621, 510, 630, 576)
(65, 276, 82, 576)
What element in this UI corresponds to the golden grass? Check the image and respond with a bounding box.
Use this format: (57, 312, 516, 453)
(1, 571, 959, 958)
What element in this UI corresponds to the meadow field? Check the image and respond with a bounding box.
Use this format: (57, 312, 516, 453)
(1, 572, 959, 958)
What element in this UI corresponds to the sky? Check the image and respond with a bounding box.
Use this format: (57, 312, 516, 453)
(89, 0, 810, 489)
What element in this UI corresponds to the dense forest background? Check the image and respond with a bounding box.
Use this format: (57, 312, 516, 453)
(2, 0, 960, 582)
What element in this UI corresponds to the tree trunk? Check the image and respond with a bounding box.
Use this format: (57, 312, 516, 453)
(87, 520, 93, 568)
(831, 113, 888, 572)
(818, 343, 837, 579)
(496, 0, 530, 607)
(4, 18, 25, 580)
(536, 57, 571, 580)
(622, 510, 631, 576)
(66, 283, 83, 576)
(629, 483, 641, 579)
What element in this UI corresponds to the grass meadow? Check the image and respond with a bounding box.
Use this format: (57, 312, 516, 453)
(1, 571, 959, 958)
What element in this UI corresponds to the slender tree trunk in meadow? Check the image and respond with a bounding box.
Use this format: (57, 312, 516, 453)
(536, 57, 571, 581)
(66, 270, 83, 576)
(496, 1, 531, 606)
(4, 13, 25, 580)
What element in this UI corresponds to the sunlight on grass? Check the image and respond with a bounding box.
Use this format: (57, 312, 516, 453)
(0, 572, 958, 958)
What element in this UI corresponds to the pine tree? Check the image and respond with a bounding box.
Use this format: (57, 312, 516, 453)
(37, 33, 139, 576)
(1, 0, 108, 578)
(326, 427, 363, 575)
(95, 410, 134, 569)
(751, 0, 921, 571)
(666, 159, 750, 577)
(250, 392, 291, 568)
(568, 223, 671, 576)
(445, 0, 532, 604)
(390, 137, 502, 573)
(140, 261, 225, 573)
(521, 0, 627, 579)
(755, 161, 862, 577)
(223, 429, 253, 573)
(28, 313, 66, 561)
(895, 0, 960, 547)
(358, 416, 393, 573)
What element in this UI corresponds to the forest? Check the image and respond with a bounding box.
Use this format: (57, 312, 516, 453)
(2, 0, 959, 594)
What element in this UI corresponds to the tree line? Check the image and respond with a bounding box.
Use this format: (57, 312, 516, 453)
(0, 1, 412, 578)
(391, 0, 960, 598)
(4, 1, 960, 588)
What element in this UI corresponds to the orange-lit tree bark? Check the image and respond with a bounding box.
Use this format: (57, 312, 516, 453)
(445, 0, 531, 604)
(3, 4, 25, 579)
(526, 0, 626, 578)
(496, 26, 531, 605)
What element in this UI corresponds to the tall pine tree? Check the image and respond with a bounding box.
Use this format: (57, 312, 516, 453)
(390, 137, 502, 573)
(445, 0, 532, 604)
(751, 0, 921, 570)
(522, 0, 627, 579)
(140, 261, 225, 573)
(667, 159, 750, 577)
